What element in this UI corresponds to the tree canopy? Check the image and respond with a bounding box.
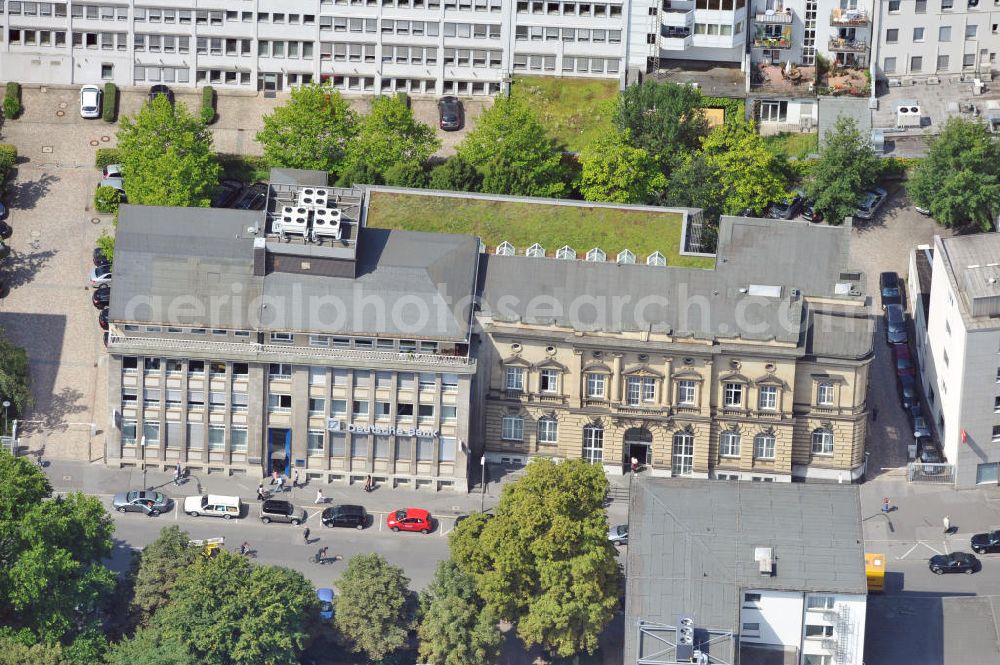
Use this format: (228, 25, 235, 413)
(579, 132, 666, 204)
(457, 96, 568, 198)
(417, 560, 501, 665)
(429, 155, 482, 192)
(256, 82, 357, 175)
(700, 119, 789, 216)
(334, 553, 415, 662)
(128, 526, 198, 627)
(806, 115, 881, 224)
(345, 95, 439, 178)
(908, 117, 1000, 231)
(450, 458, 621, 657)
(0, 327, 31, 420)
(614, 81, 708, 170)
(116, 95, 220, 207)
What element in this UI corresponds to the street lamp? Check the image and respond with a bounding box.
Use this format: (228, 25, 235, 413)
(2, 400, 10, 436)
(480, 455, 486, 513)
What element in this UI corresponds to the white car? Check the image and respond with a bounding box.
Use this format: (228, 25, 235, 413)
(183, 494, 242, 519)
(80, 85, 102, 119)
(88, 265, 112, 287)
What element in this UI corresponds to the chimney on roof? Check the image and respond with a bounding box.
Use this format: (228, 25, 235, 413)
(253, 237, 266, 277)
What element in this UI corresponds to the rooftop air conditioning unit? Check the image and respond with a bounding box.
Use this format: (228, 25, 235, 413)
(896, 106, 922, 128)
(297, 187, 329, 208)
(311, 207, 343, 240)
(676, 617, 695, 661)
(887, 78, 902, 87)
(274, 206, 309, 237)
(755, 547, 774, 576)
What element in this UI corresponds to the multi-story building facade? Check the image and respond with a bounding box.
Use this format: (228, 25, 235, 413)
(475, 215, 874, 482)
(106, 172, 479, 490)
(910, 233, 1000, 487)
(874, 0, 1000, 81)
(0, 0, 636, 95)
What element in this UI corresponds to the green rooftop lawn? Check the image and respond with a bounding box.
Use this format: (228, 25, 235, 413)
(366, 191, 716, 269)
(509, 76, 618, 153)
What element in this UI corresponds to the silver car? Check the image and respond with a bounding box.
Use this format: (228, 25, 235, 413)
(112, 490, 170, 516)
(608, 524, 628, 546)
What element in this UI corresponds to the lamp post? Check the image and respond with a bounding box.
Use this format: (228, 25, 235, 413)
(480, 455, 486, 513)
(2, 400, 10, 437)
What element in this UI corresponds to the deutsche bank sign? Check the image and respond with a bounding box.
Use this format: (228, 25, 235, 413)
(327, 419, 439, 438)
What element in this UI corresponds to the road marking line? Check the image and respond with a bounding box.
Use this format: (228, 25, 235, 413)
(898, 543, 920, 560)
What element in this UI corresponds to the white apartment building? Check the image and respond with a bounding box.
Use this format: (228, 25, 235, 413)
(0, 0, 636, 95)
(911, 233, 1000, 487)
(875, 0, 1000, 81)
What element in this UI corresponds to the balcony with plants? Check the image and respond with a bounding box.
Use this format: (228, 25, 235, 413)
(753, 26, 791, 49)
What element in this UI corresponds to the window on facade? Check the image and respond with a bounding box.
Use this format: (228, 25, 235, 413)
(672, 430, 694, 476)
(586, 373, 606, 398)
(806, 596, 835, 610)
(888, 0, 900, 11)
(268, 394, 291, 411)
(502, 415, 524, 441)
(307, 430, 325, 453)
(143, 422, 160, 445)
(309, 367, 326, 385)
(582, 424, 604, 463)
(811, 428, 834, 455)
(720, 430, 741, 457)
(207, 425, 225, 451)
(418, 404, 434, 420)
(269, 363, 291, 379)
(309, 398, 326, 415)
(885, 28, 899, 43)
(723, 383, 743, 407)
(626, 377, 656, 405)
(441, 405, 457, 421)
(418, 372, 435, 390)
(966, 24, 978, 39)
(355, 370, 372, 387)
(805, 625, 834, 639)
(505, 366, 525, 391)
(913, 27, 925, 42)
(677, 380, 696, 405)
(817, 382, 835, 405)
(539, 369, 559, 393)
(352, 435, 369, 458)
(352, 400, 369, 416)
(754, 432, 776, 460)
(438, 436, 456, 462)
(538, 416, 558, 444)
(144, 357, 161, 372)
(743, 592, 761, 605)
(758, 385, 778, 411)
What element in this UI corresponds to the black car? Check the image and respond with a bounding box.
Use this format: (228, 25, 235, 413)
(767, 192, 804, 220)
(0, 221, 11, 240)
(928, 551, 979, 574)
(148, 84, 175, 106)
(211, 179, 246, 208)
(437, 96, 464, 131)
(898, 374, 917, 410)
(234, 182, 268, 211)
(971, 530, 1000, 554)
(885, 304, 907, 344)
(0, 201, 8, 220)
(92, 285, 111, 308)
(800, 201, 823, 223)
(260, 499, 305, 525)
(880, 272, 902, 309)
(99, 307, 109, 330)
(321, 504, 368, 529)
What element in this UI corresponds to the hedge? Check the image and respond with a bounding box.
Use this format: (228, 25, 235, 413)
(0, 144, 17, 172)
(3, 82, 22, 120)
(201, 86, 216, 124)
(102, 82, 118, 122)
(95, 148, 122, 169)
(700, 96, 745, 123)
(94, 185, 121, 214)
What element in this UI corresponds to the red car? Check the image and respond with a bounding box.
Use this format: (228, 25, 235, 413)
(893, 344, 915, 378)
(387, 507, 431, 534)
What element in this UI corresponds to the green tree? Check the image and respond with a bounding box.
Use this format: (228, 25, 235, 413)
(256, 83, 357, 174)
(0, 451, 116, 645)
(909, 117, 1000, 231)
(450, 458, 621, 657)
(116, 95, 220, 207)
(614, 81, 708, 170)
(96, 231, 115, 263)
(157, 552, 318, 665)
(334, 553, 415, 662)
(0, 633, 67, 665)
(0, 329, 32, 419)
(383, 160, 430, 188)
(579, 131, 666, 203)
(428, 156, 482, 192)
(700, 120, 789, 216)
(457, 96, 567, 198)
(417, 560, 501, 665)
(662, 152, 726, 251)
(805, 116, 881, 224)
(105, 628, 195, 665)
(335, 160, 385, 188)
(128, 526, 198, 626)
(345, 95, 439, 178)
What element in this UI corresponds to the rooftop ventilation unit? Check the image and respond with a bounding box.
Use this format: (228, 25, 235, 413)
(755, 547, 774, 576)
(676, 617, 695, 661)
(896, 105, 922, 128)
(274, 206, 310, 238)
(311, 207, 342, 240)
(296, 187, 329, 208)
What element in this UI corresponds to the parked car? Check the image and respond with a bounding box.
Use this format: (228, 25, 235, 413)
(234, 182, 268, 211)
(92, 285, 111, 308)
(112, 490, 169, 516)
(855, 187, 888, 220)
(800, 201, 823, 223)
(386, 507, 432, 533)
(918, 442, 944, 466)
(885, 304, 907, 344)
(259, 498, 305, 525)
(912, 415, 931, 439)
(879, 272, 902, 309)
(89, 265, 112, 287)
(437, 96, 464, 131)
(99, 176, 125, 193)
(148, 84, 175, 106)
(898, 374, 917, 411)
(971, 530, 1000, 554)
(102, 164, 123, 179)
(99, 307, 109, 330)
(321, 504, 368, 529)
(211, 179, 246, 208)
(93, 246, 111, 267)
(767, 191, 804, 220)
(0, 222, 11, 240)
(184, 494, 242, 519)
(79, 84, 102, 119)
(893, 344, 915, 378)
(317, 588, 335, 620)
(0, 201, 9, 220)
(608, 524, 628, 546)
(928, 552, 979, 574)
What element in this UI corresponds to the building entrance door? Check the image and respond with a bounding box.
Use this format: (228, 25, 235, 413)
(258, 72, 282, 98)
(268, 428, 291, 476)
(623, 427, 652, 472)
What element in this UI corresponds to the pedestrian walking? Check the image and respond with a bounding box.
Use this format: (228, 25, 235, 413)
(256, 484, 265, 501)
(315, 489, 325, 504)
(315, 546, 328, 563)
(292, 469, 300, 488)
(943, 515, 951, 534)
(364, 475, 373, 492)
(271, 469, 279, 485)
(630, 456, 639, 476)
(174, 463, 182, 485)
(276, 475, 286, 493)
(303, 527, 311, 544)
(882, 497, 891, 514)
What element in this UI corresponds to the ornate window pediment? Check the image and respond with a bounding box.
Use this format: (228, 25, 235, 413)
(754, 374, 790, 390)
(671, 370, 704, 382)
(582, 361, 612, 374)
(534, 358, 568, 372)
(719, 370, 750, 384)
(502, 356, 532, 368)
(622, 365, 664, 378)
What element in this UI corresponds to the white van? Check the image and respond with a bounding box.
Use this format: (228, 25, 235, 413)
(183, 494, 242, 519)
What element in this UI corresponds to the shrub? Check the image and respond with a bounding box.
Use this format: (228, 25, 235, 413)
(94, 185, 121, 214)
(0, 143, 17, 172)
(201, 86, 216, 124)
(102, 82, 118, 122)
(95, 148, 123, 169)
(700, 96, 746, 124)
(3, 82, 22, 119)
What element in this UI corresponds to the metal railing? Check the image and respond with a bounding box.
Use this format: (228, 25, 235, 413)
(828, 37, 868, 52)
(108, 332, 475, 368)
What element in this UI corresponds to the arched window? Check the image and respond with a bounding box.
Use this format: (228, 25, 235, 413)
(720, 430, 741, 458)
(811, 428, 834, 455)
(582, 424, 604, 463)
(538, 416, 558, 444)
(754, 432, 776, 460)
(672, 429, 694, 476)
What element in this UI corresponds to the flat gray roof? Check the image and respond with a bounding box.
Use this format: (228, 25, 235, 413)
(624, 479, 866, 665)
(938, 233, 1000, 328)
